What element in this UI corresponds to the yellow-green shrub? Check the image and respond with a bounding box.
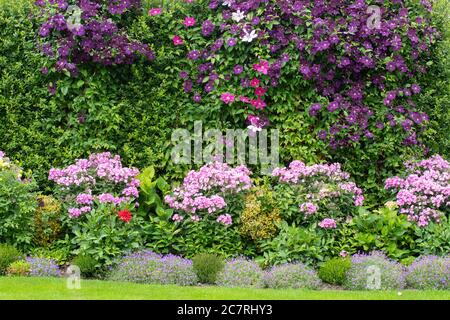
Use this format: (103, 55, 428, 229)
(33, 196, 62, 247)
(7, 260, 30, 277)
(240, 187, 281, 241)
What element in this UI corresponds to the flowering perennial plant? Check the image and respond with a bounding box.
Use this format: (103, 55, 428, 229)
(26, 257, 61, 277)
(109, 250, 197, 286)
(344, 251, 405, 290)
(405, 255, 449, 290)
(264, 263, 322, 289)
(385, 155, 450, 227)
(35, 0, 154, 77)
(165, 162, 252, 225)
(166, 0, 437, 147)
(272, 160, 363, 226)
(216, 257, 264, 288)
(49, 152, 140, 217)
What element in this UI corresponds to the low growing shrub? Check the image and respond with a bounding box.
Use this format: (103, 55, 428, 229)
(216, 257, 264, 288)
(344, 205, 416, 260)
(264, 263, 322, 289)
(33, 195, 62, 247)
(240, 186, 281, 241)
(72, 255, 98, 278)
(344, 251, 405, 290)
(109, 251, 197, 286)
(7, 260, 30, 277)
(405, 256, 449, 290)
(0, 244, 22, 275)
(26, 257, 61, 277)
(192, 253, 225, 284)
(0, 152, 37, 250)
(260, 222, 335, 267)
(318, 258, 352, 286)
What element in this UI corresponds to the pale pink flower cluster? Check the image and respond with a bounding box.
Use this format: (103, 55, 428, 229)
(172, 214, 184, 222)
(385, 155, 450, 227)
(165, 162, 252, 225)
(49, 152, 140, 218)
(273, 160, 364, 219)
(272, 160, 351, 184)
(217, 214, 233, 225)
(318, 218, 337, 229)
(299, 202, 318, 216)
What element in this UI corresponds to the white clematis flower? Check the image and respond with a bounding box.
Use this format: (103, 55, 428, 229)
(241, 29, 258, 43)
(232, 10, 245, 22)
(222, 0, 233, 7)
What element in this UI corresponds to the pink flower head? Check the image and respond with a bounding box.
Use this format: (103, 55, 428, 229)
(253, 60, 269, 75)
(239, 95, 251, 103)
(76, 193, 93, 205)
(319, 218, 337, 229)
(299, 202, 318, 216)
(173, 35, 184, 46)
(250, 98, 266, 110)
(340, 251, 348, 258)
(183, 17, 196, 27)
(255, 87, 266, 97)
(148, 8, 162, 16)
(250, 78, 260, 88)
(221, 92, 235, 105)
(191, 215, 201, 222)
(217, 214, 232, 226)
(172, 214, 184, 222)
(68, 208, 82, 218)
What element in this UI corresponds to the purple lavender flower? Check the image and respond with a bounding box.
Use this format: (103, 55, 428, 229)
(264, 263, 322, 289)
(216, 257, 264, 288)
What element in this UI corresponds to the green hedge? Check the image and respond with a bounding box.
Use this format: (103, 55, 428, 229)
(0, 0, 448, 207)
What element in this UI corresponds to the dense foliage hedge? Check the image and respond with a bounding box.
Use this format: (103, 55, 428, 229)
(0, 0, 448, 207)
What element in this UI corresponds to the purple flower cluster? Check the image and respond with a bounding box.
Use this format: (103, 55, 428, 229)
(405, 255, 449, 290)
(385, 155, 450, 227)
(165, 162, 252, 224)
(174, 0, 437, 146)
(344, 251, 405, 290)
(264, 263, 322, 289)
(26, 257, 61, 277)
(216, 257, 264, 288)
(109, 250, 197, 286)
(49, 152, 140, 217)
(35, 0, 154, 77)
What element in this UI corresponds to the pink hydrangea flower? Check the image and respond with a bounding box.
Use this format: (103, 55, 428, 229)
(217, 214, 233, 226)
(319, 218, 337, 229)
(172, 214, 184, 222)
(299, 202, 318, 216)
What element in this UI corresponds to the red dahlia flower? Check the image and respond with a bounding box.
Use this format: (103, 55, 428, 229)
(118, 210, 132, 223)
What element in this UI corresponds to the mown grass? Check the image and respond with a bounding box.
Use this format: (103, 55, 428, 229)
(0, 277, 448, 300)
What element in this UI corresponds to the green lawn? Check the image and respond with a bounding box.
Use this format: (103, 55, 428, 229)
(0, 277, 448, 300)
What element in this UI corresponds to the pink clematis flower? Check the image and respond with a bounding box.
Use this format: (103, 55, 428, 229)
(221, 92, 235, 105)
(253, 60, 270, 75)
(173, 35, 184, 46)
(183, 17, 196, 27)
(148, 8, 162, 16)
